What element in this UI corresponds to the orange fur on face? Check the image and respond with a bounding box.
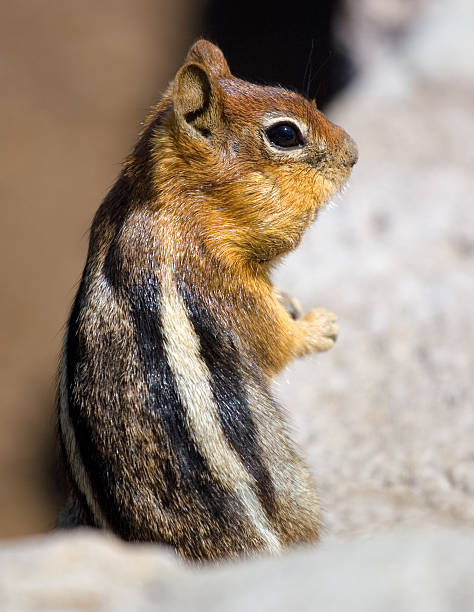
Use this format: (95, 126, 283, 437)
(144, 57, 356, 270)
(137, 43, 357, 374)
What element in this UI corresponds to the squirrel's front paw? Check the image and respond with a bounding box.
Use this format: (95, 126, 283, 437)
(297, 307, 339, 354)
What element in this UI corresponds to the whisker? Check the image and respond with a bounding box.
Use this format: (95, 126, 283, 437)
(303, 39, 315, 98)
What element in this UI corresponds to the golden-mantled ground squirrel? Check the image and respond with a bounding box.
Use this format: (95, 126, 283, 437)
(58, 40, 357, 561)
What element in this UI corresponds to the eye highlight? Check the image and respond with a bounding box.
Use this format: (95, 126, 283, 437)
(265, 122, 304, 149)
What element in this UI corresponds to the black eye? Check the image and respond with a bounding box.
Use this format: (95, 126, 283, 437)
(265, 122, 304, 149)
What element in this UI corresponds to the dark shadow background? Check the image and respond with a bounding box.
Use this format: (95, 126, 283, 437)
(202, 0, 353, 107)
(0, 0, 352, 538)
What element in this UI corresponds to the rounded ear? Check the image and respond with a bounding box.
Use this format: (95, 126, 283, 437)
(173, 62, 222, 138)
(185, 40, 231, 79)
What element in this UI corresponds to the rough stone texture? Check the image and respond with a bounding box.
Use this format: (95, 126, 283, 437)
(275, 0, 474, 536)
(2, 527, 474, 611)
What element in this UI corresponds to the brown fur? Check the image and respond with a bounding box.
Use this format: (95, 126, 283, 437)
(58, 40, 357, 561)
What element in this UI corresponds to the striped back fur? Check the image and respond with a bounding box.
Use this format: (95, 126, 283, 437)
(58, 206, 320, 559)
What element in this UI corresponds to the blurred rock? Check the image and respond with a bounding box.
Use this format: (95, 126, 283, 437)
(275, 0, 474, 536)
(2, 527, 474, 611)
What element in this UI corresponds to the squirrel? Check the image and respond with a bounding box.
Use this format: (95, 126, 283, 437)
(57, 40, 357, 561)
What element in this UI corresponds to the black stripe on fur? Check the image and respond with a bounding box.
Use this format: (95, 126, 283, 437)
(177, 279, 277, 517)
(129, 274, 243, 524)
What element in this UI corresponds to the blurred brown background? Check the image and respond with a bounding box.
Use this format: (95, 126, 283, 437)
(0, 0, 350, 537)
(1, 0, 473, 541)
(0, 0, 202, 537)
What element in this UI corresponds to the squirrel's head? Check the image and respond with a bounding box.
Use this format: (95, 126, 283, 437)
(152, 40, 357, 264)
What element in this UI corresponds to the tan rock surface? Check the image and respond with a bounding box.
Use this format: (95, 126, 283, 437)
(275, 0, 474, 536)
(2, 527, 474, 611)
